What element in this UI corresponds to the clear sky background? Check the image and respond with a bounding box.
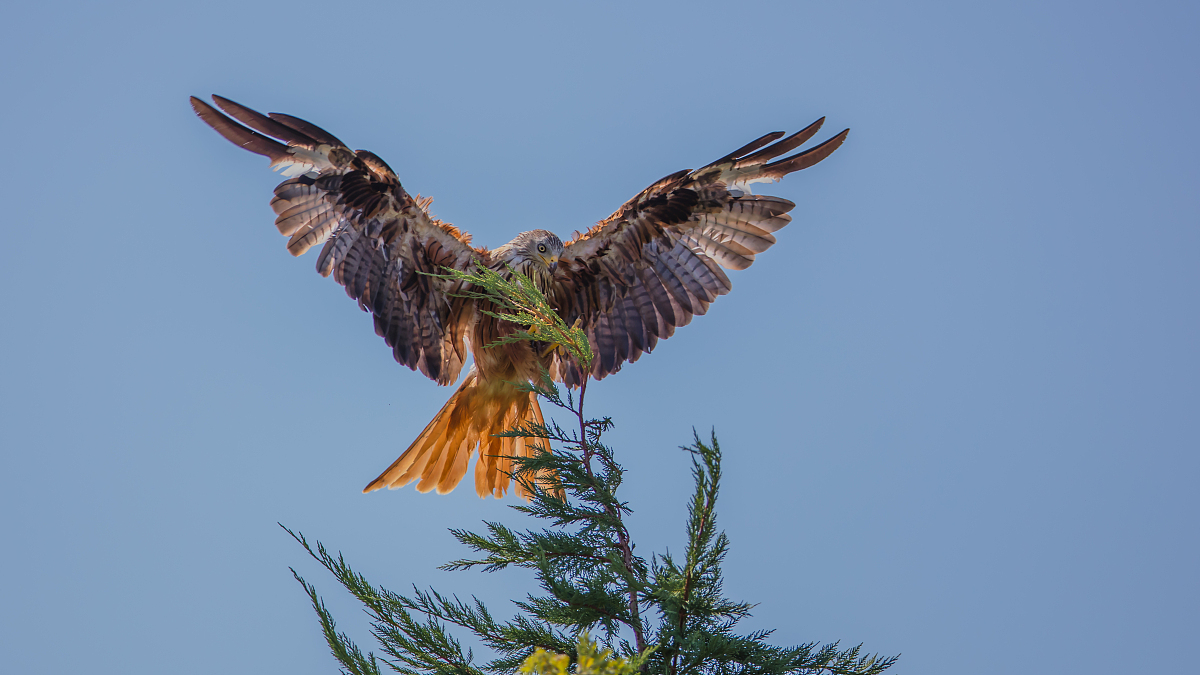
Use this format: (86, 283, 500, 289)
(2, 2, 1197, 673)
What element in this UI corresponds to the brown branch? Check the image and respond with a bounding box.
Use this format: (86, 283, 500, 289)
(571, 373, 646, 657)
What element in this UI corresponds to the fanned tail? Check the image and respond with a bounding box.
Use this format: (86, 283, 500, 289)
(362, 369, 550, 499)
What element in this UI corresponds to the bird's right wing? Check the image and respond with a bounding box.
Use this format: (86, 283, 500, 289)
(191, 95, 480, 385)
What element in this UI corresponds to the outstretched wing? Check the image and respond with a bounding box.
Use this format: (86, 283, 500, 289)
(191, 95, 481, 385)
(550, 119, 848, 385)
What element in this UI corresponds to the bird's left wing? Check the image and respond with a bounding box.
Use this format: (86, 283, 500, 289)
(191, 96, 480, 385)
(549, 119, 848, 385)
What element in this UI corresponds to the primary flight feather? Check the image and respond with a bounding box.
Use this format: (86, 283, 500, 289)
(191, 95, 847, 499)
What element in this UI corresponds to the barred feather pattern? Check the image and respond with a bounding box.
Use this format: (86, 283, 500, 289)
(191, 95, 477, 386)
(550, 119, 847, 385)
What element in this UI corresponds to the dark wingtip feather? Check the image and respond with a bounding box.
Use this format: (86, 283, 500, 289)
(761, 128, 849, 175)
(191, 96, 290, 159)
(267, 112, 345, 148)
(717, 131, 786, 164)
(212, 95, 316, 146)
(736, 117, 826, 167)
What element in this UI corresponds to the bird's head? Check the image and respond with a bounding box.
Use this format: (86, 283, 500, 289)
(500, 229, 563, 285)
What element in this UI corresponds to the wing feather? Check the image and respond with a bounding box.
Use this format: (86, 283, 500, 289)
(661, 254, 703, 314)
(271, 175, 321, 216)
(316, 223, 359, 278)
(285, 206, 341, 255)
(629, 285, 663, 349)
(212, 95, 318, 146)
(554, 119, 846, 380)
(682, 233, 754, 271)
(600, 278, 632, 370)
(619, 292, 648, 355)
(192, 95, 481, 385)
(266, 112, 346, 147)
(733, 118, 826, 168)
(637, 265, 677, 338)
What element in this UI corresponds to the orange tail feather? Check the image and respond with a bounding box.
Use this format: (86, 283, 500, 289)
(362, 370, 549, 499)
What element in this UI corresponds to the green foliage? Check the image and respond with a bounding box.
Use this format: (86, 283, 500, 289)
(440, 261, 593, 370)
(286, 268, 898, 675)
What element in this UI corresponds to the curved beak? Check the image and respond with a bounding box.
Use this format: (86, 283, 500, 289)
(544, 255, 559, 274)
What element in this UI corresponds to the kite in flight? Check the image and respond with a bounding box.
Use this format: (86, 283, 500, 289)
(191, 95, 847, 499)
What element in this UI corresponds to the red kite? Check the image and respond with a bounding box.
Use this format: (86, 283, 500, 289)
(191, 95, 847, 498)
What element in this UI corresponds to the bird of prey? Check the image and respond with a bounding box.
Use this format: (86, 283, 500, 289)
(191, 95, 847, 499)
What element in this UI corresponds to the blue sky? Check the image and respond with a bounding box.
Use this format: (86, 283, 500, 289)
(1, 2, 1197, 673)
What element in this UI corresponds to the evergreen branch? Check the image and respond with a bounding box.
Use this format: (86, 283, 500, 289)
(670, 432, 724, 675)
(293, 569, 382, 675)
(551, 373, 648, 654)
(284, 525, 488, 675)
(285, 261, 897, 675)
(434, 262, 593, 370)
(443, 524, 617, 573)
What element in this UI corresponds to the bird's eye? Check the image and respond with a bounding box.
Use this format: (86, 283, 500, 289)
(537, 244, 547, 253)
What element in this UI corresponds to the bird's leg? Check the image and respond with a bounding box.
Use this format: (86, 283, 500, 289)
(538, 318, 583, 358)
